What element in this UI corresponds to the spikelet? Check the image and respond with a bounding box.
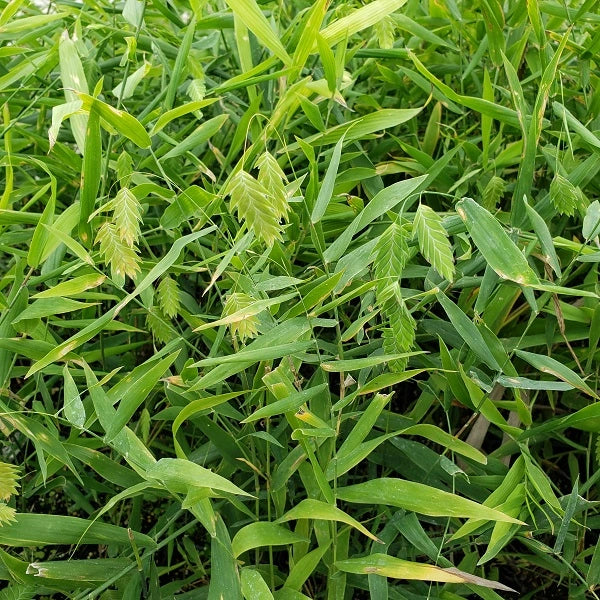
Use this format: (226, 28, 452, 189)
(0, 503, 16, 527)
(112, 187, 142, 247)
(373, 223, 416, 372)
(375, 15, 396, 49)
(0, 462, 19, 501)
(146, 307, 174, 345)
(0, 461, 19, 529)
(223, 292, 259, 342)
(550, 174, 579, 217)
(139, 408, 151, 445)
(372, 221, 410, 300)
(0, 583, 36, 600)
(481, 175, 505, 211)
(381, 284, 416, 373)
(96, 222, 141, 279)
(116, 151, 133, 187)
(413, 203, 454, 282)
(158, 276, 181, 319)
(227, 170, 283, 246)
(256, 151, 289, 220)
(187, 61, 206, 103)
(188, 79, 206, 103)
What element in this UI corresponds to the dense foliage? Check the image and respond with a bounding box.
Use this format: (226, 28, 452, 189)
(0, 0, 599, 598)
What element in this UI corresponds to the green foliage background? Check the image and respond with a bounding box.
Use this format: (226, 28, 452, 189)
(0, 0, 599, 598)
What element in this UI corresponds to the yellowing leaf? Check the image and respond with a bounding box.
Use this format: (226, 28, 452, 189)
(336, 554, 515, 591)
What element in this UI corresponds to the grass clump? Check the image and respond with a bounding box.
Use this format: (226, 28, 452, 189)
(0, 0, 599, 598)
